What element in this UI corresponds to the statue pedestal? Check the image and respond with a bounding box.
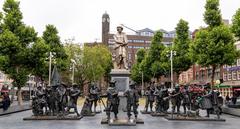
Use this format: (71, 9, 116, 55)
(102, 69, 144, 126)
(23, 115, 83, 120)
(110, 69, 130, 111)
(101, 118, 144, 125)
(110, 69, 130, 92)
(164, 115, 226, 121)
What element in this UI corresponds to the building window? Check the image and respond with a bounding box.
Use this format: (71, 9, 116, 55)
(0, 73, 3, 79)
(238, 71, 240, 80)
(128, 54, 132, 60)
(223, 72, 227, 81)
(237, 44, 240, 50)
(128, 40, 132, 42)
(228, 72, 232, 80)
(215, 71, 220, 78)
(201, 70, 205, 80)
(133, 40, 144, 43)
(207, 69, 212, 78)
(196, 72, 199, 80)
(237, 59, 240, 66)
(233, 71, 237, 80)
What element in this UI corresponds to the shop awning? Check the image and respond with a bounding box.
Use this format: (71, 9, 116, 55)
(220, 81, 240, 87)
(234, 88, 240, 91)
(215, 84, 232, 88)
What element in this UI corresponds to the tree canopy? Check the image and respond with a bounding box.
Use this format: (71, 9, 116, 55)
(190, 0, 238, 87)
(64, 44, 112, 88)
(173, 19, 192, 76)
(232, 8, 240, 40)
(0, 0, 38, 105)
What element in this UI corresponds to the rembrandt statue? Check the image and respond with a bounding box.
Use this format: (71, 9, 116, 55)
(113, 25, 128, 70)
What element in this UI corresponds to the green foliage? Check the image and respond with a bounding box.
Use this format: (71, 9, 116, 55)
(27, 38, 50, 80)
(64, 44, 112, 87)
(232, 8, 240, 40)
(191, 0, 238, 87)
(0, 0, 38, 90)
(82, 45, 112, 82)
(42, 24, 68, 71)
(136, 48, 145, 63)
(148, 31, 168, 78)
(173, 19, 192, 75)
(131, 49, 151, 83)
(191, 25, 237, 67)
(204, 0, 222, 28)
(2, 0, 23, 32)
(131, 31, 170, 83)
(148, 31, 164, 63)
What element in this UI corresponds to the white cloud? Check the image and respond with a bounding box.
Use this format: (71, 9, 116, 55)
(0, 0, 240, 43)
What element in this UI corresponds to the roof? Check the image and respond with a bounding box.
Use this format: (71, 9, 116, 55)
(137, 28, 154, 33)
(158, 29, 168, 33)
(102, 12, 109, 18)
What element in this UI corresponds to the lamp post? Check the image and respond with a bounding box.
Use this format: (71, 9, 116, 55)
(48, 52, 55, 86)
(167, 50, 176, 90)
(48, 52, 52, 87)
(141, 70, 144, 96)
(71, 59, 77, 84)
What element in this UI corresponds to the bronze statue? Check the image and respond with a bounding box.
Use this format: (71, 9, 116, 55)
(113, 25, 128, 69)
(124, 82, 139, 120)
(89, 82, 100, 113)
(144, 82, 155, 112)
(104, 81, 120, 121)
(66, 84, 81, 116)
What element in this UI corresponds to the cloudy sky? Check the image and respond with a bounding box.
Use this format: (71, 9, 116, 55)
(0, 0, 240, 43)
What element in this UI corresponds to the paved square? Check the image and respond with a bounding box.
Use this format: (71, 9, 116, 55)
(0, 107, 239, 129)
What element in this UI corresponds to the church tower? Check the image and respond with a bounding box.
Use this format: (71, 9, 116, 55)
(102, 12, 110, 45)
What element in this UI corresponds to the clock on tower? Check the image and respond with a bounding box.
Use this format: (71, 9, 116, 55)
(102, 12, 110, 45)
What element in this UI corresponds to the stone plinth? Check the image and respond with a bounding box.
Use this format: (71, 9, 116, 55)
(164, 115, 226, 122)
(110, 69, 130, 111)
(23, 115, 83, 120)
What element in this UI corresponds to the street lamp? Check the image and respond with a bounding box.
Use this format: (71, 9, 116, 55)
(70, 59, 77, 84)
(167, 50, 176, 90)
(140, 70, 144, 96)
(48, 52, 55, 86)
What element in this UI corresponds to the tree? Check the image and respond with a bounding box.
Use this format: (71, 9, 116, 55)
(146, 31, 168, 81)
(42, 24, 68, 72)
(27, 38, 50, 82)
(64, 44, 112, 89)
(0, 0, 38, 105)
(62, 42, 82, 85)
(173, 19, 192, 78)
(82, 45, 112, 83)
(136, 48, 146, 63)
(130, 49, 151, 84)
(232, 8, 240, 40)
(204, 0, 222, 28)
(190, 0, 238, 88)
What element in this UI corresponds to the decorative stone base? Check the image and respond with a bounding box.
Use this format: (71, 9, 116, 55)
(95, 110, 102, 114)
(151, 112, 167, 117)
(23, 115, 83, 120)
(167, 111, 182, 114)
(82, 112, 96, 117)
(101, 118, 144, 125)
(164, 116, 226, 122)
(0, 103, 31, 116)
(140, 110, 153, 114)
(222, 106, 240, 117)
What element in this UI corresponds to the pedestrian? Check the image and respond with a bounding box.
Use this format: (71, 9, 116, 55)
(231, 91, 237, 105)
(2, 92, 11, 111)
(225, 94, 230, 105)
